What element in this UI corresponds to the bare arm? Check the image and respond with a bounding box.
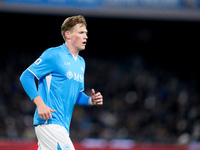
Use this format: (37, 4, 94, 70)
(33, 96, 56, 120)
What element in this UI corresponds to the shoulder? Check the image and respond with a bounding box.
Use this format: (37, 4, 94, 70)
(43, 45, 61, 55)
(41, 45, 63, 60)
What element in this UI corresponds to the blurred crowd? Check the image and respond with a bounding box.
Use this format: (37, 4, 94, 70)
(0, 48, 200, 144)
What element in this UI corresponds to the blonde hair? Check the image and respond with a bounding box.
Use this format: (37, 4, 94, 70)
(61, 15, 87, 41)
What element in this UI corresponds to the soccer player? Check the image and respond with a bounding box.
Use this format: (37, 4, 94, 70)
(20, 15, 103, 150)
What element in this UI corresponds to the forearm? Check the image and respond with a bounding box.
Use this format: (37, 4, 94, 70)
(33, 96, 46, 107)
(33, 95, 56, 120)
(76, 91, 91, 106)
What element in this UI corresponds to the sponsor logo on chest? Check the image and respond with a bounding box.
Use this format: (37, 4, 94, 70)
(64, 61, 84, 83)
(65, 70, 84, 83)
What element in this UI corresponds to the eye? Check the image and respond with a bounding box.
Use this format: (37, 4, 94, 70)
(80, 31, 87, 35)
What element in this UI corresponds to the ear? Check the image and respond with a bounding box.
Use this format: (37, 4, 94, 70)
(65, 31, 71, 40)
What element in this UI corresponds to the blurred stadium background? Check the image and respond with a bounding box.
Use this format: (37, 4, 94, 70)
(1, 0, 200, 149)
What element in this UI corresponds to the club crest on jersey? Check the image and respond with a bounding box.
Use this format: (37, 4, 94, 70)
(65, 71, 83, 83)
(34, 58, 42, 65)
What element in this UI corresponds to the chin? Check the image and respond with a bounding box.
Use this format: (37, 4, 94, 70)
(78, 48, 85, 52)
(79, 47, 86, 51)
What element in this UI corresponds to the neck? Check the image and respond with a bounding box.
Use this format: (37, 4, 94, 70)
(65, 42, 79, 60)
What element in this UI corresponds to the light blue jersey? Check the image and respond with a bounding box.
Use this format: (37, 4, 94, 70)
(27, 43, 87, 133)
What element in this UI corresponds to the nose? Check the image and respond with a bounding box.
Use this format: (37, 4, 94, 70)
(85, 33, 88, 39)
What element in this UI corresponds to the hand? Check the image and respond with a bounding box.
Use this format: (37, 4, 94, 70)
(38, 105, 56, 120)
(33, 96, 56, 120)
(91, 89, 103, 106)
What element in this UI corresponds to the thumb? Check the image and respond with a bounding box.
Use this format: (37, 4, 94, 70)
(91, 89, 95, 96)
(50, 108, 56, 113)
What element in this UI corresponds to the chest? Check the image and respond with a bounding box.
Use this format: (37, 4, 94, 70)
(54, 55, 85, 83)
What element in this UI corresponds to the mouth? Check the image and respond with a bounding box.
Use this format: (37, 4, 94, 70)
(83, 41, 87, 45)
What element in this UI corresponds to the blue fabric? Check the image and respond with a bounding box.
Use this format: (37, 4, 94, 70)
(57, 143, 62, 150)
(76, 91, 90, 106)
(20, 43, 88, 134)
(20, 69, 39, 100)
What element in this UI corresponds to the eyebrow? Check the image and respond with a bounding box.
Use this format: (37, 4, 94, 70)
(80, 30, 88, 34)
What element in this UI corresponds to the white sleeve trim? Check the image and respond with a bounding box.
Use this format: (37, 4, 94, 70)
(79, 89, 84, 92)
(27, 68, 39, 80)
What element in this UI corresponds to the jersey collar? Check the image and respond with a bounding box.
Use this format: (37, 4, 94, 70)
(61, 43, 71, 55)
(61, 43, 81, 61)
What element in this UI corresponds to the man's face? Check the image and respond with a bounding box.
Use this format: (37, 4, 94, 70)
(70, 23, 88, 51)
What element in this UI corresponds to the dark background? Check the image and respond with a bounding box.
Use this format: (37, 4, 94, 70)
(1, 12, 200, 86)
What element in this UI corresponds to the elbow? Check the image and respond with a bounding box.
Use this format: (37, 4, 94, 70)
(19, 71, 26, 84)
(19, 72, 24, 83)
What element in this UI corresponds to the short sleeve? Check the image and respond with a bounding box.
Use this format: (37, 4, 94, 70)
(28, 49, 56, 80)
